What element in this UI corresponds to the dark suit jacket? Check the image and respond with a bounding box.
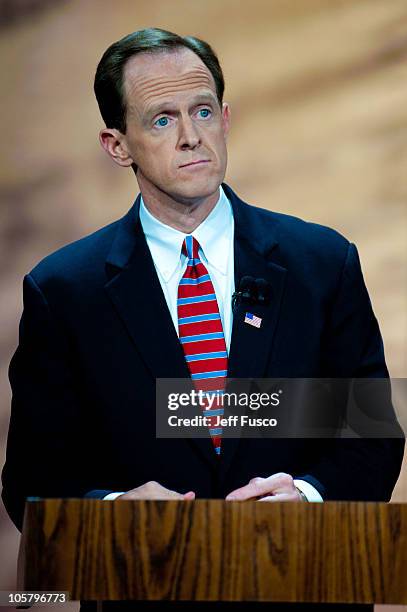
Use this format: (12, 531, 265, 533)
(2, 183, 404, 531)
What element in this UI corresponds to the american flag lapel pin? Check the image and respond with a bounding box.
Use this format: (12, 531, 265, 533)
(244, 312, 262, 328)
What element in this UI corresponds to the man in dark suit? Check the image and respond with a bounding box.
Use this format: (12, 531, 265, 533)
(1, 27, 404, 611)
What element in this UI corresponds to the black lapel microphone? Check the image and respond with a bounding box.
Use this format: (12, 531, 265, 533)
(232, 276, 272, 313)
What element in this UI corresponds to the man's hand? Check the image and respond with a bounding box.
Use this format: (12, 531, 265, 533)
(117, 481, 196, 500)
(225, 473, 304, 502)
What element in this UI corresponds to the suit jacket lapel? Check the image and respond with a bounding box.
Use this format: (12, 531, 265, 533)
(224, 183, 287, 380)
(104, 196, 189, 380)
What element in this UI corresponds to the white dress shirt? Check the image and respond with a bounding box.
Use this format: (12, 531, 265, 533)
(104, 186, 323, 503)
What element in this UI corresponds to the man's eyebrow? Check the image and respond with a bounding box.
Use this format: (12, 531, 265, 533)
(144, 93, 218, 121)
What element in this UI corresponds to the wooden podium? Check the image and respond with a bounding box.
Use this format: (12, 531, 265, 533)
(17, 499, 407, 605)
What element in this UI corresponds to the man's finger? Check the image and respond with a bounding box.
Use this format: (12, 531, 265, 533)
(225, 483, 261, 501)
(183, 491, 196, 500)
(225, 473, 295, 500)
(258, 493, 297, 502)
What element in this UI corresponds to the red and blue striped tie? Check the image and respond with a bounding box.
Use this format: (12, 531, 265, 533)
(177, 235, 228, 455)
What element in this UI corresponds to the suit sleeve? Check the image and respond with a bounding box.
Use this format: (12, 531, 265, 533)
(297, 243, 405, 501)
(1, 273, 99, 531)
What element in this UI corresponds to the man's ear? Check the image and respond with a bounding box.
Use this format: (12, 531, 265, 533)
(99, 128, 134, 167)
(221, 102, 231, 140)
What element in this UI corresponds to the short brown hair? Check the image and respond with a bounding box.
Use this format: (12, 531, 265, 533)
(94, 28, 225, 134)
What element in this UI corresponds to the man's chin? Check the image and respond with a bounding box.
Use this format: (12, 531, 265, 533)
(172, 175, 222, 204)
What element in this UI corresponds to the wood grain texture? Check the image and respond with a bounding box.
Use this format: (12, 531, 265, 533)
(19, 499, 407, 604)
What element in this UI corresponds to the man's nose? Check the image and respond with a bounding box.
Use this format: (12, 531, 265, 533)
(178, 116, 201, 150)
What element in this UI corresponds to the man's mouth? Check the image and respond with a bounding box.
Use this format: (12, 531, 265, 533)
(179, 160, 210, 168)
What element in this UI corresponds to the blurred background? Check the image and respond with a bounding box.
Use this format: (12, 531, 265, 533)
(0, 1, 406, 610)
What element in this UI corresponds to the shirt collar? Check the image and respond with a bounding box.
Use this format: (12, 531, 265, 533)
(139, 185, 233, 282)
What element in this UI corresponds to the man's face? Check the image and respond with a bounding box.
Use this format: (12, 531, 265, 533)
(119, 48, 230, 204)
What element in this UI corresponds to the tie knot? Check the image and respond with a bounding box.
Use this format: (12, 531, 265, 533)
(182, 236, 200, 260)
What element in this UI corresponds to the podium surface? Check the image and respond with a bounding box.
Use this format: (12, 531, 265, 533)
(18, 499, 407, 604)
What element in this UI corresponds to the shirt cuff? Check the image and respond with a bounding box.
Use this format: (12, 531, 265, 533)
(103, 492, 126, 500)
(293, 479, 324, 502)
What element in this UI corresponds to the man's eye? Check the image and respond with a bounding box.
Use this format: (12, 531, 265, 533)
(198, 108, 211, 119)
(154, 117, 169, 128)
